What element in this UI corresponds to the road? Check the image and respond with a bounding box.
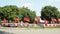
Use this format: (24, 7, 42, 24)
(0, 28, 60, 34)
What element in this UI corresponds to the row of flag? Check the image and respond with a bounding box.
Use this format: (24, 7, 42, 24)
(3, 17, 60, 24)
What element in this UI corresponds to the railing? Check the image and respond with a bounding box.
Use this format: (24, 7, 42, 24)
(1, 23, 60, 27)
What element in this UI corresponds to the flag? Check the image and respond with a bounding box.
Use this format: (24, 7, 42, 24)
(4, 18, 6, 24)
(16, 18, 20, 22)
(44, 18, 48, 26)
(14, 18, 20, 23)
(34, 17, 40, 22)
(51, 18, 57, 23)
(24, 17, 30, 22)
(58, 18, 60, 22)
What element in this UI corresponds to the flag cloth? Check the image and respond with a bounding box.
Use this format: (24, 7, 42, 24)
(51, 18, 57, 23)
(44, 18, 48, 26)
(34, 17, 40, 22)
(58, 18, 60, 22)
(4, 18, 6, 24)
(24, 17, 30, 22)
(14, 18, 20, 23)
(16, 18, 20, 22)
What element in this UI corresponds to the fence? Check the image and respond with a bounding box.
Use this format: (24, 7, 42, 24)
(0, 23, 60, 28)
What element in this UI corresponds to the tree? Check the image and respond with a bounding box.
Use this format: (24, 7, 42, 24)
(0, 5, 20, 22)
(0, 7, 3, 18)
(41, 6, 59, 23)
(19, 7, 36, 23)
(57, 12, 60, 18)
(0, 5, 36, 23)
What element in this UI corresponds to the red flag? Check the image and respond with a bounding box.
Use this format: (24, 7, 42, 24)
(16, 18, 20, 22)
(34, 17, 40, 22)
(51, 18, 57, 23)
(44, 18, 48, 26)
(24, 17, 30, 22)
(58, 18, 60, 22)
(14, 18, 20, 22)
(4, 18, 6, 24)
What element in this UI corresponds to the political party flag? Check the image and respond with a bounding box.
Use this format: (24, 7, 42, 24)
(16, 18, 20, 22)
(4, 18, 6, 24)
(51, 18, 57, 23)
(44, 18, 48, 26)
(34, 17, 40, 22)
(58, 18, 60, 22)
(24, 17, 30, 22)
(14, 17, 20, 23)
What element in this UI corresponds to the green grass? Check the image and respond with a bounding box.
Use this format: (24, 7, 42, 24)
(45, 26, 60, 28)
(0, 26, 60, 29)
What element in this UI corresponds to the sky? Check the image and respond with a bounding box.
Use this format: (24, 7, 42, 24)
(0, 0, 60, 16)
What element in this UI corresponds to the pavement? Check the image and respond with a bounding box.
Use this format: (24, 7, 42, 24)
(0, 31, 13, 34)
(0, 28, 60, 34)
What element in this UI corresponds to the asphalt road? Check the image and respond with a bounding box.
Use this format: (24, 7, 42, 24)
(0, 28, 60, 34)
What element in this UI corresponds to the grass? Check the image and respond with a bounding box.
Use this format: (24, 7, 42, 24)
(0, 26, 60, 29)
(45, 26, 60, 28)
